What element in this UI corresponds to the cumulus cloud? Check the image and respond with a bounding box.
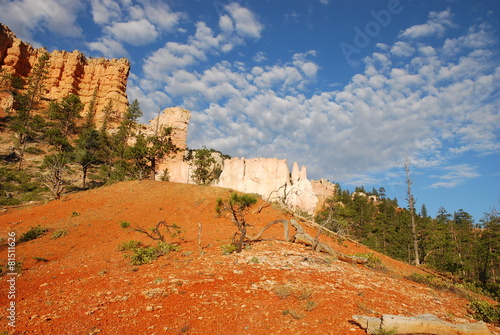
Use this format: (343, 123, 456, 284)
(399, 9, 456, 39)
(104, 19, 158, 46)
(90, 0, 122, 25)
(87, 37, 129, 58)
(130, 8, 499, 186)
(0, 0, 83, 43)
(224, 3, 263, 39)
(88, 0, 183, 57)
(139, 3, 264, 83)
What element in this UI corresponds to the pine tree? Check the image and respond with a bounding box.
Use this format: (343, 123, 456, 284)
(10, 52, 50, 170)
(47, 94, 83, 136)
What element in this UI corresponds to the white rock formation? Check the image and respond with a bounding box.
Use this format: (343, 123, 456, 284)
(146, 107, 337, 214)
(217, 158, 335, 214)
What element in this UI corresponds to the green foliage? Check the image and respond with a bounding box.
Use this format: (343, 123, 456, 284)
(0, 261, 22, 276)
(19, 225, 48, 242)
(0, 167, 45, 205)
(467, 300, 500, 325)
(216, 192, 258, 253)
(44, 126, 73, 152)
(221, 244, 237, 255)
(125, 242, 179, 265)
(117, 240, 143, 251)
(190, 146, 220, 185)
(75, 128, 107, 187)
(9, 53, 49, 170)
(120, 220, 131, 228)
(24, 146, 46, 155)
(47, 94, 83, 136)
(126, 126, 177, 180)
(51, 229, 68, 239)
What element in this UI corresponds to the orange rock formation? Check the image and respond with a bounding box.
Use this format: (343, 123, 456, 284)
(0, 23, 130, 126)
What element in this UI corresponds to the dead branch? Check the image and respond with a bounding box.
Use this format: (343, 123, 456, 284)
(132, 220, 182, 243)
(246, 218, 367, 264)
(253, 183, 291, 214)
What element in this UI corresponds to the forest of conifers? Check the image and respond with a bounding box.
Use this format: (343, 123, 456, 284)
(315, 185, 500, 300)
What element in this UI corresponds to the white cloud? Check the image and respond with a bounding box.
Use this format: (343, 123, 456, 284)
(140, 3, 264, 82)
(391, 41, 415, 57)
(90, 0, 122, 25)
(0, 0, 83, 43)
(87, 37, 129, 58)
(142, 1, 182, 31)
(224, 3, 263, 39)
(88, 0, 184, 57)
(399, 9, 456, 39)
(105, 19, 158, 46)
(430, 165, 480, 188)
(132, 9, 499, 186)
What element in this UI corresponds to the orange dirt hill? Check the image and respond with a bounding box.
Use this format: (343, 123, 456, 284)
(0, 181, 497, 334)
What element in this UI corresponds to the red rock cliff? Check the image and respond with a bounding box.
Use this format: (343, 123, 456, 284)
(0, 23, 130, 126)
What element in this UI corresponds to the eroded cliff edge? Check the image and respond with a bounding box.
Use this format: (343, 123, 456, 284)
(0, 23, 130, 126)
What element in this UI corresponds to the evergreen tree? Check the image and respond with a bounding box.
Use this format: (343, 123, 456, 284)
(10, 52, 50, 170)
(190, 147, 220, 185)
(75, 128, 105, 188)
(83, 87, 98, 130)
(115, 99, 142, 159)
(47, 94, 83, 136)
(126, 126, 177, 180)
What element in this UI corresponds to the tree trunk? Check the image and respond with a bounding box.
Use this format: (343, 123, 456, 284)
(82, 166, 88, 189)
(405, 159, 420, 265)
(150, 157, 156, 180)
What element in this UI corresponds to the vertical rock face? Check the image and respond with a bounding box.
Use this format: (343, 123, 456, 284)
(0, 23, 130, 126)
(218, 157, 291, 197)
(145, 107, 191, 181)
(217, 158, 336, 214)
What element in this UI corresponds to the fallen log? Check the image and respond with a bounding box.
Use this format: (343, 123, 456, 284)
(352, 313, 491, 335)
(247, 219, 367, 264)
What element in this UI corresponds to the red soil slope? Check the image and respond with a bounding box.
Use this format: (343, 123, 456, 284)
(0, 181, 497, 334)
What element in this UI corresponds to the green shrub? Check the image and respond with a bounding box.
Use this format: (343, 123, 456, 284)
(120, 220, 131, 228)
(19, 225, 48, 242)
(125, 242, 179, 265)
(221, 244, 237, 255)
(51, 229, 68, 239)
(117, 240, 143, 251)
(468, 300, 500, 325)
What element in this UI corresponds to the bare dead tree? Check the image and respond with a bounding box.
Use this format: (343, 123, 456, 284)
(131, 220, 182, 243)
(404, 157, 420, 266)
(39, 153, 73, 200)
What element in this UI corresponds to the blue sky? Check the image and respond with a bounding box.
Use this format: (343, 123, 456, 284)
(1, 0, 499, 221)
